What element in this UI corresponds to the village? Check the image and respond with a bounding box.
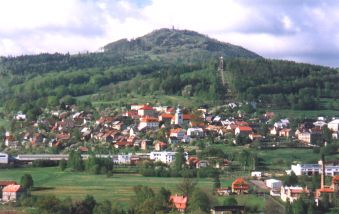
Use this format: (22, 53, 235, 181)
(1, 102, 339, 213)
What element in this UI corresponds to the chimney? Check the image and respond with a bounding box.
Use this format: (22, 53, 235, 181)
(321, 154, 325, 189)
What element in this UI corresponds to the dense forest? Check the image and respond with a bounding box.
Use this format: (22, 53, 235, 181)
(0, 28, 338, 118)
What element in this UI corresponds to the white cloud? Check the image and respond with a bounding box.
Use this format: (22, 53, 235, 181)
(0, 0, 339, 67)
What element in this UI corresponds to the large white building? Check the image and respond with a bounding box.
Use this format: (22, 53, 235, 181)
(265, 179, 282, 190)
(150, 151, 188, 164)
(291, 162, 339, 176)
(328, 119, 339, 132)
(0, 153, 8, 164)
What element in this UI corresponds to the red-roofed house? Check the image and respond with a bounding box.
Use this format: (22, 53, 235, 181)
(0, 181, 17, 189)
(159, 113, 173, 122)
(280, 186, 309, 202)
(235, 126, 253, 136)
(2, 184, 25, 202)
(231, 177, 249, 194)
(279, 128, 292, 138)
(137, 105, 154, 117)
(138, 116, 159, 131)
(170, 128, 186, 140)
(170, 195, 188, 212)
(154, 141, 167, 151)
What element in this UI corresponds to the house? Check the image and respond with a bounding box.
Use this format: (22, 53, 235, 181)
(2, 184, 25, 202)
(291, 162, 339, 176)
(210, 206, 245, 214)
(154, 141, 167, 151)
(112, 121, 123, 130)
(186, 128, 204, 138)
(4, 132, 17, 148)
(0, 153, 9, 164)
(328, 119, 339, 131)
(251, 171, 262, 178)
(14, 113, 26, 121)
(114, 141, 132, 149)
(249, 133, 263, 141)
(234, 126, 252, 136)
(280, 186, 309, 202)
(138, 116, 159, 131)
(169, 128, 186, 140)
(215, 187, 231, 196)
(159, 113, 173, 123)
(150, 151, 188, 164)
(231, 177, 249, 194)
(169, 195, 187, 213)
(113, 154, 132, 164)
(274, 119, 289, 129)
(265, 179, 282, 190)
(313, 121, 327, 129)
(279, 128, 292, 137)
(269, 127, 280, 135)
(140, 140, 152, 150)
(0, 181, 17, 190)
(137, 105, 154, 117)
(297, 130, 322, 144)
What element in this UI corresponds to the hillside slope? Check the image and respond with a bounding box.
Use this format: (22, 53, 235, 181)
(0, 28, 338, 118)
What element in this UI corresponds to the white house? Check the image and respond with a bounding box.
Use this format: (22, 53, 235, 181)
(313, 121, 327, 129)
(187, 128, 204, 138)
(150, 151, 188, 164)
(265, 179, 282, 190)
(251, 171, 262, 178)
(291, 163, 339, 176)
(138, 117, 159, 131)
(0, 153, 9, 164)
(280, 186, 309, 202)
(328, 119, 339, 131)
(170, 128, 186, 140)
(113, 154, 132, 164)
(274, 119, 289, 129)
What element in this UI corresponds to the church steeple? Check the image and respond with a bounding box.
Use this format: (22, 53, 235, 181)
(174, 105, 183, 125)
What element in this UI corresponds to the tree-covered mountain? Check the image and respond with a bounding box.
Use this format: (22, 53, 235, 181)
(0, 28, 338, 119)
(103, 28, 261, 60)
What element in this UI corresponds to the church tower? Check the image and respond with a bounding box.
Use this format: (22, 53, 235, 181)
(174, 105, 183, 126)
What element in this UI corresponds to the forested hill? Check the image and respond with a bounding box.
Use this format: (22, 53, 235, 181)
(0, 28, 338, 118)
(103, 28, 261, 60)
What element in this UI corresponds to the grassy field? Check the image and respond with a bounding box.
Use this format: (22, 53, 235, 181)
(271, 109, 339, 118)
(0, 167, 266, 210)
(77, 93, 213, 109)
(0, 167, 232, 207)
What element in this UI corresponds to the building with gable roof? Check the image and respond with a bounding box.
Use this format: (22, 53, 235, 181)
(169, 194, 187, 213)
(2, 184, 25, 202)
(231, 177, 249, 194)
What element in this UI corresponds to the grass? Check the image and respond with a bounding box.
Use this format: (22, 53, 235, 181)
(0, 166, 265, 211)
(272, 109, 339, 118)
(0, 167, 222, 207)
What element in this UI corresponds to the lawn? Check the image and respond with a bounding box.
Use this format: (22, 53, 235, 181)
(0, 167, 222, 207)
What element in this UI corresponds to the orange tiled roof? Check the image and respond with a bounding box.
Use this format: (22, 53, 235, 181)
(139, 105, 154, 110)
(237, 126, 253, 132)
(333, 175, 339, 184)
(140, 116, 158, 122)
(183, 114, 190, 120)
(170, 195, 187, 210)
(170, 128, 183, 134)
(232, 177, 249, 190)
(160, 113, 174, 119)
(2, 184, 21, 192)
(0, 181, 17, 186)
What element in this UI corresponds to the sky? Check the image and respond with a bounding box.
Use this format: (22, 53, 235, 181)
(0, 0, 339, 67)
